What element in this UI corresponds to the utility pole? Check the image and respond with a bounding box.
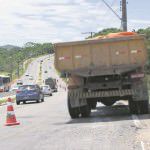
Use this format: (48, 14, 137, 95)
(101, 0, 128, 31)
(121, 0, 127, 31)
(82, 32, 95, 38)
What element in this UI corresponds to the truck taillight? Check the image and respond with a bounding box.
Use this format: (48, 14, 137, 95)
(16, 90, 21, 93)
(131, 73, 144, 79)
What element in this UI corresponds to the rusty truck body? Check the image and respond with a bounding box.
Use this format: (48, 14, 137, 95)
(54, 32, 149, 118)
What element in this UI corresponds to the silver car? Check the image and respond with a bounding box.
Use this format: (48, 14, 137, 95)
(41, 85, 52, 96)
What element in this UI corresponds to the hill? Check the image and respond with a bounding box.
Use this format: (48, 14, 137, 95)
(0, 45, 21, 51)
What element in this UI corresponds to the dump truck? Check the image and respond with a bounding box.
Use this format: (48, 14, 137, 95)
(54, 32, 149, 118)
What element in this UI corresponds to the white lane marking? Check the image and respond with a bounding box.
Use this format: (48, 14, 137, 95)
(141, 141, 145, 150)
(132, 115, 142, 128)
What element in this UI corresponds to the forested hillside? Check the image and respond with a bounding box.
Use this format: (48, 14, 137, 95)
(0, 42, 54, 78)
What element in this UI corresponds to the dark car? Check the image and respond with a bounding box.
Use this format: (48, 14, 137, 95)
(45, 78, 57, 92)
(17, 80, 23, 85)
(16, 84, 44, 105)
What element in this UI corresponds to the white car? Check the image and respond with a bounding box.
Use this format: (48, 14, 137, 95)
(29, 76, 33, 80)
(41, 85, 52, 96)
(25, 73, 29, 76)
(10, 85, 20, 92)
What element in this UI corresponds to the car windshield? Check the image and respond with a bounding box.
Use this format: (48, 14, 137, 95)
(19, 85, 36, 91)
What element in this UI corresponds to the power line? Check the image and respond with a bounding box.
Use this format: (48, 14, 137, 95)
(100, 0, 119, 20)
(101, 0, 121, 20)
(101, 0, 128, 31)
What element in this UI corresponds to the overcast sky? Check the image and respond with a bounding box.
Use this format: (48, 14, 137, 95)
(0, 0, 149, 46)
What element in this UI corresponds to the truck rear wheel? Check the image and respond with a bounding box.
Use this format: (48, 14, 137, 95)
(138, 100, 149, 114)
(80, 104, 91, 118)
(129, 98, 149, 114)
(101, 100, 116, 106)
(128, 98, 138, 114)
(87, 100, 97, 109)
(68, 97, 80, 119)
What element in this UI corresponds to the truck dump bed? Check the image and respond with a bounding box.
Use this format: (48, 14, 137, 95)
(54, 33, 147, 77)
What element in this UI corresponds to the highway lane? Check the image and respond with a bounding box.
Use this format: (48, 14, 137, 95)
(0, 55, 149, 150)
(41, 55, 59, 81)
(0, 55, 55, 98)
(0, 56, 50, 100)
(22, 57, 42, 85)
(0, 57, 42, 99)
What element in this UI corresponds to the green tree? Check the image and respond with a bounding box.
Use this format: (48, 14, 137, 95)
(0, 42, 54, 78)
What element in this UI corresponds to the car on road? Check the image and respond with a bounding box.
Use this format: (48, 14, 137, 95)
(25, 74, 29, 76)
(44, 70, 48, 73)
(29, 76, 33, 80)
(16, 84, 44, 105)
(45, 78, 57, 92)
(17, 80, 23, 85)
(41, 85, 52, 96)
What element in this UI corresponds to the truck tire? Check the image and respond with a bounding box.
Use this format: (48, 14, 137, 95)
(87, 100, 97, 109)
(128, 98, 138, 114)
(129, 98, 149, 114)
(101, 100, 116, 106)
(138, 100, 149, 114)
(68, 97, 80, 119)
(80, 104, 91, 118)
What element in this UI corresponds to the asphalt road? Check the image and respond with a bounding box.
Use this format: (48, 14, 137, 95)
(0, 55, 150, 150)
(22, 57, 42, 85)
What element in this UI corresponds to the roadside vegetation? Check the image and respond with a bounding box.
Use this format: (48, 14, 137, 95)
(0, 42, 54, 80)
